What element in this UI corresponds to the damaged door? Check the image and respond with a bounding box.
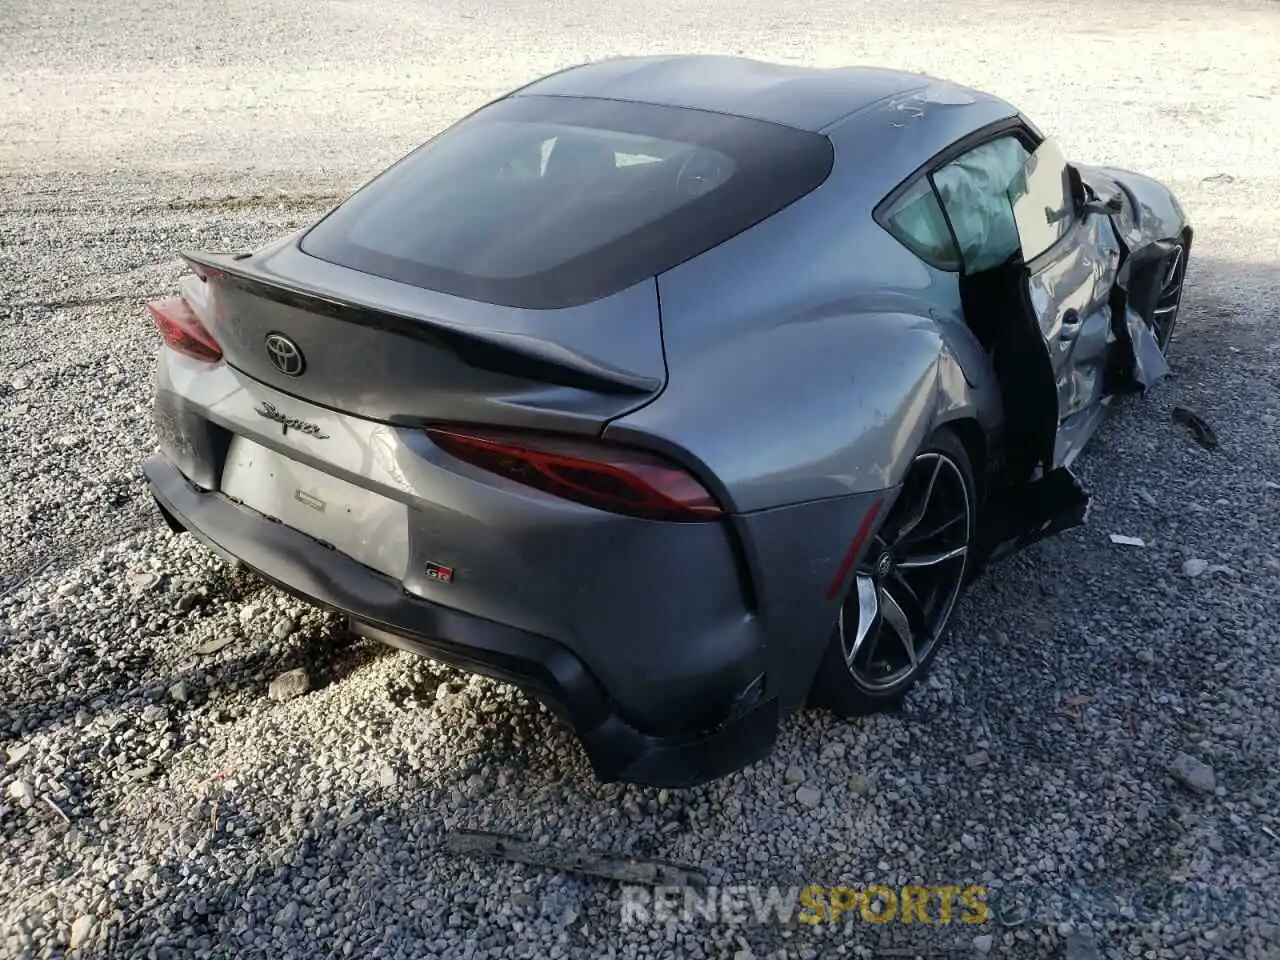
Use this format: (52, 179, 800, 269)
(1006, 137, 1126, 471)
(942, 137, 1114, 563)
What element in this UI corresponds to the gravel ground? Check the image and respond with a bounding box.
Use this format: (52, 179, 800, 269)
(2, 0, 1280, 957)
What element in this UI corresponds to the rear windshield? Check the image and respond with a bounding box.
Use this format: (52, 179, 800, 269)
(300, 95, 834, 309)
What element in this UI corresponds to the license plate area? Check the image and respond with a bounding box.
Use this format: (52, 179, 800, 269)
(220, 437, 409, 579)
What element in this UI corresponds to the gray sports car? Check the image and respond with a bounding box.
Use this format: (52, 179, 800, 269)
(144, 55, 1192, 787)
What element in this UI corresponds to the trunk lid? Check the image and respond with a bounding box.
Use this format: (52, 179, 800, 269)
(183, 239, 666, 435)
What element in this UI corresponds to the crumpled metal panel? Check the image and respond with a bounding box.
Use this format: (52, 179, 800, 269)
(1114, 239, 1178, 390)
(1126, 305, 1171, 388)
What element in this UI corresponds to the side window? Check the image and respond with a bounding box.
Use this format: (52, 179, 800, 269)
(881, 176, 962, 271)
(932, 136, 1031, 273)
(1008, 138, 1074, 261)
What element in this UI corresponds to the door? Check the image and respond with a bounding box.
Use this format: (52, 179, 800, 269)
(934, 135, 1120, 477)
(1005, 138, 1122, 468)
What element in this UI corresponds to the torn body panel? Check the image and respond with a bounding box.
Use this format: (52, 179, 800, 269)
(954, 249, 1093, 569)
(1077, 163, 1189, 393)
(1078, 164, 1190, 251)
(958, 140, 1119, 482)
(974, 465, 1090, 570)
(981, 143, 1188, 475)
(1030, 207, 1124, 466)
(1105, 240, 1179, 393)
(957, 143, 1121, 565)
(969, 151, 1190, 567)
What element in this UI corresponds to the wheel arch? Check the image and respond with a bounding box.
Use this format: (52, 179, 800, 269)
(936, 416, 988, 504)
(808, 425, 977, 716)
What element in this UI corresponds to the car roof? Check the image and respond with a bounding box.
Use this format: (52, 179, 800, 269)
(511, 55, 1013, 133)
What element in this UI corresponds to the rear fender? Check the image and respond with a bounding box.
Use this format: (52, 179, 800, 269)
(606, 311, 995, 715)
(607, 311, 991, 512)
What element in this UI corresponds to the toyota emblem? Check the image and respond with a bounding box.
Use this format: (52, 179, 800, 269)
(265, 333, 305, 377)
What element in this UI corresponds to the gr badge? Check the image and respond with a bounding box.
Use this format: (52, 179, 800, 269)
(424, 561, 455, 584)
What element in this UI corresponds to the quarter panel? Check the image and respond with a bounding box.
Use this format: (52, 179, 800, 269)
(609, 308, 988, 512)
(930, 309, 1004, 418)
(828, 92, 1019, 207)
(618, 166, 999, 511)
(606, 98, 1015, 512)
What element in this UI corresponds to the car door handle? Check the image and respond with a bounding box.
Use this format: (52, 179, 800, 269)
(1059, 309, 1082, 342)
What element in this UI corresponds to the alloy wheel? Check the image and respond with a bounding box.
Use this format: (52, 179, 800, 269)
(1151, 243, 1187, 351)
(837, 451, 972, 692)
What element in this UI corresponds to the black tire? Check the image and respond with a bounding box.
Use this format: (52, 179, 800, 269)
(810, 427, 977, 717)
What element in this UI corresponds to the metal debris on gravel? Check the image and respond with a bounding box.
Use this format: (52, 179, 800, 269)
(1172, 405, 1221, 451)
(444, 829, 711, 888)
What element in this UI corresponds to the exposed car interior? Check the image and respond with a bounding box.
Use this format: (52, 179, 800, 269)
(881, 134, 1079, 480)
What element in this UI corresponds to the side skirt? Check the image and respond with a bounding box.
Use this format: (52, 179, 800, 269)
(969, 467, 1091, 577)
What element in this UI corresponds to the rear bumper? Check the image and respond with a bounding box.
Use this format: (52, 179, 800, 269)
(144, 454, 778, 787)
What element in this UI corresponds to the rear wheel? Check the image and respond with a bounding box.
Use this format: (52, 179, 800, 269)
(1151, 240, 1188, 352)
(811, 428, 976, 716)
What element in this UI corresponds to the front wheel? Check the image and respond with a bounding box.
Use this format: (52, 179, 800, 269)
(810, 427, 976, 717)
(1151, 240, 1189, 353)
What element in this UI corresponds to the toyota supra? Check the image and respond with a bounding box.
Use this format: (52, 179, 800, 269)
(144, 56, 1192, 787)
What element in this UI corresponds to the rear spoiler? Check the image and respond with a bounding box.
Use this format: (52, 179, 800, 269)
(180, 251, 662, 397)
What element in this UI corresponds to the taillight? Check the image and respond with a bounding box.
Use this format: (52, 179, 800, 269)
(426, 427, 724, 522)
(147, 296, 222, 363)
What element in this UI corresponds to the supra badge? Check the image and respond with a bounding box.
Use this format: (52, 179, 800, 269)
(253, 400, 330, 439)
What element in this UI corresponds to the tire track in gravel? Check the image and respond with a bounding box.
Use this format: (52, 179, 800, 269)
(0, 507, 157, 600)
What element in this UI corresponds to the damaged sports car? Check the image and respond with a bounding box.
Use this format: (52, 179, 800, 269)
(143, 56, 1191, 787)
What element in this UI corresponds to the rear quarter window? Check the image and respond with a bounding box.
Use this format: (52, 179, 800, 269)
(300, 95, 835, 309)
(879, 177, 962, 271)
